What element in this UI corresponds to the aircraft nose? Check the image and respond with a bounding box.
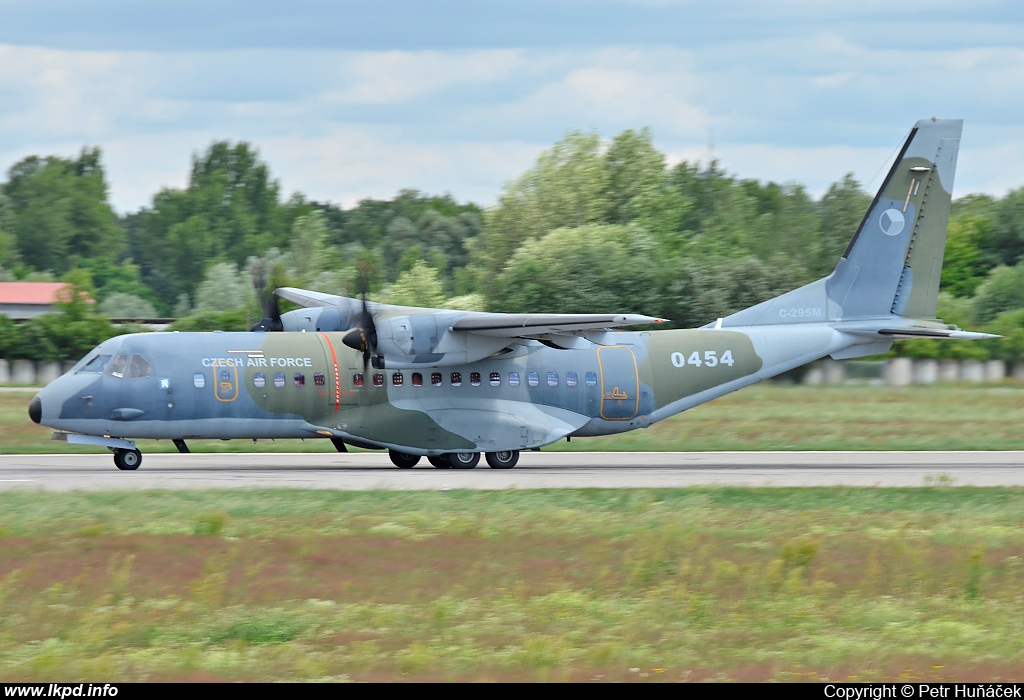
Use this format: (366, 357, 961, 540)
(28, 395, 41, 424)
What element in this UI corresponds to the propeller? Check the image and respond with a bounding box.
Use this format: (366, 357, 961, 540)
(249, 263, 284, 332)
(342, 270, 380, 369)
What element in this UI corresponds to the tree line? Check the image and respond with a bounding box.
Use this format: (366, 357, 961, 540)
(2, 129, 1024, 363)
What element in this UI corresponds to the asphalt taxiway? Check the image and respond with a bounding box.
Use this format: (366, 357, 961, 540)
(0, 451, 1021, 490)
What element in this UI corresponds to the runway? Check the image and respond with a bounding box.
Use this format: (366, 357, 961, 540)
(0, 451, 1021, 490)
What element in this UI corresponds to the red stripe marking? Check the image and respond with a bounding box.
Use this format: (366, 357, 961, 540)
(319, 332, 342, 411)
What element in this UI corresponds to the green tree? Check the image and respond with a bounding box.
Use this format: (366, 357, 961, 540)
(664, 254, 808, 329)
(288, 210, 334, 286)
(133, 142, 289, 303)
(1, 148, 123, 274)
(940, 215, 988, 298)
(475, 130, 611, 274)
(382, 260, 446, 308)
(971, 264, 1024, 324)
(605, 128, 691, 249)
(0, 315, 20, 358)
(981, 187, 1024, 267)
(98, 293, 158, 319)
(194, 262, 256, 313)
(490, 224, 662, 315)
(816, 174, 871, 277)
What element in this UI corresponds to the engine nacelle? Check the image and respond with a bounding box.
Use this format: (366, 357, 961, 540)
(374, 314, 510, 368)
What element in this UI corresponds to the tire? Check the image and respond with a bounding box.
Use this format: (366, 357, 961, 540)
(449, 452, 480, 469)
(114, 449, 141, 471)
(485, 450, 519, 469)
(388, 450, 420, 468)
(428, 455, 451, 469)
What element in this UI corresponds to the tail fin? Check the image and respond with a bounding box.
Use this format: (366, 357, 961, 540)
(832, 117, 961, 320)
(718, 118, 963, 329)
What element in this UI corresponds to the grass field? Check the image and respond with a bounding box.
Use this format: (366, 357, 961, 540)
(4, 383, 1024, 453)
(0, 488, 1022, 682)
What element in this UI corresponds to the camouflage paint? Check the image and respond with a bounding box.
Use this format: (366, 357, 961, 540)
(33, 119, 984, 463)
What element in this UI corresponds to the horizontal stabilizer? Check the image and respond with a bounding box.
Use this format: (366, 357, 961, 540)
(839, 324, 999, 340)
(876, 328, 1000, 340)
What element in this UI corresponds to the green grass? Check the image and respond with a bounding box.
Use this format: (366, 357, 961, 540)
(0, 488, 1023, 681)
(6, 383, 1024, 453)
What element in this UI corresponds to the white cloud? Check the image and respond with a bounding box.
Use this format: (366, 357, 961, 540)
(2, 11, 1024, 216)
(336, 50, 526, 105)
(257, 126, 543, 209)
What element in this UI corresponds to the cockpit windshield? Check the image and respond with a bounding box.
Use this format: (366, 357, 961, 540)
(107, 354, 128, 378)
(127, 354, 154, 378)
(77, 354, 112, 374)
(105, 353, 154, 379)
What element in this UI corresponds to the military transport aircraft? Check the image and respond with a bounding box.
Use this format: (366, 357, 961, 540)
(29, 118, 994, 470)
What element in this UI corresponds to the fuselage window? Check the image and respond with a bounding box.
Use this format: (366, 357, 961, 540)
(107, 354, 129, 378)
(412, 372, 423, 387)
(392, 372, 404, 386)
(585, 371, 598, 386)
(527, 371, 539, 387)
(253, 373, 265, 388)
(373, 373, 384, 387)
(451, 372, 462, 386)
(547, 371, 558, 387)
(353, 373, 364, 387)
(194, 373, 207, 388)
(274, 372, 285, 388)
(470, 372, 481, 387)
(314, 372, 325, 387)
(566, 371, 578, 387)
(509, 371, 521, 387)
(79, 354, 111, 373)
(128, 354, 155, 378)
(431, 372, 442, 387)
(294, 373, 305, 387)
(489, 372, 501, 386)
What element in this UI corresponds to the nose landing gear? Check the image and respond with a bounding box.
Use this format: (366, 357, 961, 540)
(113, 448, 142, 471)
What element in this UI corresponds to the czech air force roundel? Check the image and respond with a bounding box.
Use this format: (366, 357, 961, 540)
(879, 208, 905, 236)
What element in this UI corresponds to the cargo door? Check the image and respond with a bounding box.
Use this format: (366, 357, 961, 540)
(597, 346, 639, 420)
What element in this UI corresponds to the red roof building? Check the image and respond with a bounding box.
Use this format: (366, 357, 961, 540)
(0, 282, 92, 320)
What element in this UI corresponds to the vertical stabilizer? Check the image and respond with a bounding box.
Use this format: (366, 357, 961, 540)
(716, 118, 962, 329)
(830, 117, 961, 320)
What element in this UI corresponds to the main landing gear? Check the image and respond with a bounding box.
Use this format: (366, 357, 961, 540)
(388, 449, 421, 468)
(396, 450, 520, 469)
(113, 448, 142, 471)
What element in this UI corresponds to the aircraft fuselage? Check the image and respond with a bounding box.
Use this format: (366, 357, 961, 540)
(32, 324, 846, 455)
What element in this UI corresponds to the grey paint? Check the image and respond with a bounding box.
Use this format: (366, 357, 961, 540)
(31, 119, 988, 463)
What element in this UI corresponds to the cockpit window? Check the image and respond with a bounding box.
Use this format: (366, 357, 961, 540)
(127, 354, 154, 378)
(106, 353, 154, 379)
(78, 354, 112, 373)
(107, 354, 129, 378)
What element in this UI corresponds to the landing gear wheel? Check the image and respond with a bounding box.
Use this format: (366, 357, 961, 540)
(388, 450, 420, 468)
(428, 455, 451, 469)
(449, 452, 480, 469)
(485, 450, 519, 469)
(113, 449, 142, 471)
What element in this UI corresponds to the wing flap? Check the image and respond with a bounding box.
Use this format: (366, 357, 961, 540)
(451, 313, 666, 337)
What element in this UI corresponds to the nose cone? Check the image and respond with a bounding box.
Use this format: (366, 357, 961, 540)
(28, 395, 41, 424)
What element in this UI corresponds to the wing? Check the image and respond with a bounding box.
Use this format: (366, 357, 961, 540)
(275, 287, 357, 309)
(272, 287, 668, 367)
(450, 312, 665, 337)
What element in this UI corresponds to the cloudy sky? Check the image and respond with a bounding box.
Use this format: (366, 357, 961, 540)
(1, 1, 1022, 213)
